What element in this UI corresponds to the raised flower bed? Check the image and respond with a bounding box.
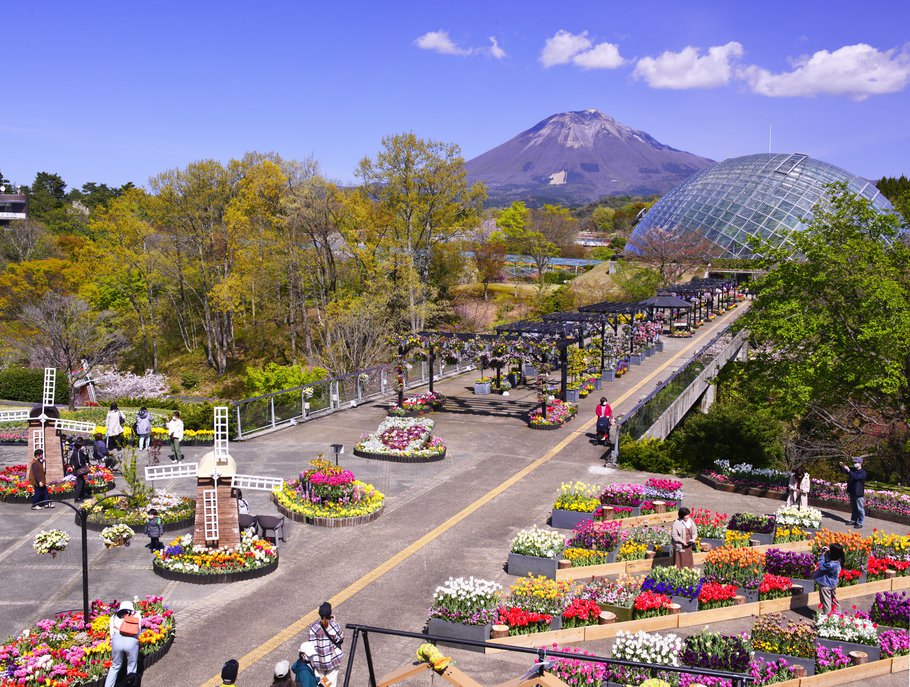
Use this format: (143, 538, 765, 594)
(564, 520, 621, 565)
(0, 595, 175, 686)
(0, 464, 115, 503)
(751, 613, 818, 675)
(775, 504, 822, 531)
(82, 489, 196, 532)
(641, 567, 703, 613)
(727, 512, 776, 545)
(813, 528, 871, 572)
(354, 417, 446, 462)
(692, 508, 727, 549)
(387, 391, 446, 417)
(578, 574, 641, 622)
(528, 400, 577, 429)
(427, 576, 500, 649)
(273, 458, 384, 526)
(703, 546, 765, 602)
(551, 481, 599, 530)
(507, 526, 565, 579)
(600, 483, 644, 516)
(871, 590, 910, 629)
(152, 531, 279, 583)
(815, 609, 882, 662)
(504, 575, 572, 631)
(764, 548, 815, 594)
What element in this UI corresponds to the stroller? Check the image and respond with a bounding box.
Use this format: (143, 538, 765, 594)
(595, 415, 614, 446)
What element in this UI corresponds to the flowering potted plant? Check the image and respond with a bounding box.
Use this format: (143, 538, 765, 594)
(723, 530, 752, 549)
(600, 483, 645, 514)
(616, 540, 647, 561)
(578, 574, 641, 622)
(692, 508, 726, 548)
(727, 513, 777, 545)
(764, 548, 815, 593)
(750, 613, 818, 675)
(496, 606, 552, 636)
(506, 575, 572, 631)
(551, 481, 600, 529)
(681, 629, 750, 673)
(871, 591, 910, 630)
(561, 598, 602, 628)
(879, 629, 910, 658)
(641, 567, 703, 612)
(758, 573, 793, 601)
(815, 608, 881, 661)
(703, 546, 765, 601)
(566, 519, 622, 561)
(870, 530, 910, 561)
(33, 529, 70, 557)
(774, 526, 810, 544)
(643, 478, 683, 503)
(632, 590, 673, 619)
(100, 523, 135, 549)
(473, 376, 492, 395)
(387, 391, 446, 417)
(867, 555, 910, 580)
(612, 630, 682, 665)
(507, 526, 565, 579)
(625, 523, 670, 554)
(774, 505, 822, 531)
(815, 645, 851, 674)
(427, 576, 501, 643)
(697, 582, 738, 610)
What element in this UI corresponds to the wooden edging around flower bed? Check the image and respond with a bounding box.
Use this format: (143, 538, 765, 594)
(697, 473, 910, 527)
(79, 513, 196, 533)
(152, 556, 279, 584)
(556, 538, 813, 581)
(352, 448, 446, 463)
(272, 496, 384, 527)
(487, 575, 910, 652)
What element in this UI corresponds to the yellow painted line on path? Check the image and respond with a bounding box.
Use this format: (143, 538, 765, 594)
(200, 319, 733, 685)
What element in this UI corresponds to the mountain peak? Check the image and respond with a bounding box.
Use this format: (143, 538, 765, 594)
(465, 110, 714, 205)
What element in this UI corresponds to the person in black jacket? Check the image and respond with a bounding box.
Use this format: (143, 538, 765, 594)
(69, 438, 91, 502)
(840, 460, 867, 529)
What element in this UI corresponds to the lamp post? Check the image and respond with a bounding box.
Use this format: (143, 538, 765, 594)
(39, 492, 129, 625)
(330, 444, 345, 466)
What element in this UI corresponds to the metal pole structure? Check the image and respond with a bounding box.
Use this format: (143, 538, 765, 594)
(362, 629, 377, 687)
(559, 340, 568, 401)
(427, 345, 435, 395)
(340, 626, 361, 687)
(599, 321, 606, 375)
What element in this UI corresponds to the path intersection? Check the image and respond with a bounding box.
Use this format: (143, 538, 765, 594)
(0, 303, 903, 686)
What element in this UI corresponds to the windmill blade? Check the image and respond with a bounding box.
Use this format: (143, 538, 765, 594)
(56, 419, 97, 434)
(231, 474, 284, 492)
(145, 462, 199, 482)
(202, 488, 219, 541)
(213, 406, 229, 461)
(32, 429, 44, 453)
(0, 409, 29, 423)
(42, 368, 56, 408)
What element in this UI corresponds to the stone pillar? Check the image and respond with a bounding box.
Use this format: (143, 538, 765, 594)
(698, 384, 716, 413)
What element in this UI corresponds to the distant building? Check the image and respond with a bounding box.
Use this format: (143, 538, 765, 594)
(630, 153, 894, 259)
(0, 191, 28, 227)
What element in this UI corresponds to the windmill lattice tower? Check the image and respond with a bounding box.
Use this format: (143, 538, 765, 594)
(145, 407, 283, 548)
(0, 368, 95, 483)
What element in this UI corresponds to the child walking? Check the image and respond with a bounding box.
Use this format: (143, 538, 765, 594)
(145, 509, 164, 551)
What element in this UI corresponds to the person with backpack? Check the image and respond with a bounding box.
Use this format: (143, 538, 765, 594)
(69, 438, 91, 502)
(104, 600, 142, 687)
(105, 403, 126, 451)
(307, 602, 343, 687)
(135, 407, 152, 451)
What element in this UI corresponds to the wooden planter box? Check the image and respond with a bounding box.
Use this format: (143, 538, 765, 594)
(473, 382, 491, 395)
(700, 536, 724, 550)
(550, 509, 595, 530)
(671, 595, 699, 613)
(600, 604, 633, 623)
(427, 619, 490, 652)
(793, 577, 816, 594)
(507, 552, 559, 579)
(736, 586, 760, 603)
(752, 651, 815, 676)
(817, 637, 881, 663)
(748, 531, 775, 545)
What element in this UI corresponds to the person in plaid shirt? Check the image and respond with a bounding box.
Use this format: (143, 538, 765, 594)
(307, 602, 344, 687)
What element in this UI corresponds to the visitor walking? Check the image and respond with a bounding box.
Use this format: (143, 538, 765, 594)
(29, 449, 54, 510)
(840, 460, 867, 529)
(671, 507, 698, 569)
(166, 412, 184, 463)
(69, 438, 91, 502)
(105, 403, 126, 451)
(135, 407, 152, 451)
(219, 659, 239, 686)
(145, 509, 164, 551)
(814, 543, 844, 615)
(594, 397, 613, 445)
(787, 468, 810, 510)
(308, 602, 344, 687)
(291, 643, 319, 687)
(104, 600, 142, 687)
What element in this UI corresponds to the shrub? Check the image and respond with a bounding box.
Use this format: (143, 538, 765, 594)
(0, 367, 68, 404)
(243, 363, 328, 395)
(618, 436, 673, 473)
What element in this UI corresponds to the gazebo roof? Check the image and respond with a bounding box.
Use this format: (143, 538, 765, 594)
(640, 295, 693, 309)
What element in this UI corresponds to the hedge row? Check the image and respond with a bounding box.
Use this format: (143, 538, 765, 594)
(0, 367, 69, 405)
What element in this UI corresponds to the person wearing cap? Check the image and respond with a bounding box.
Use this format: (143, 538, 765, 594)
(291, 642, 319, 687)
(220, 658, 239, 686)
(273, 658, 294, 686)
(839, 460, 867, 529)
(307, 602, 343, 687)
(104, 600, 142, 687)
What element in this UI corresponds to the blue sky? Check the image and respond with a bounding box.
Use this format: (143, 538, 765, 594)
(4, 1, 909, 192)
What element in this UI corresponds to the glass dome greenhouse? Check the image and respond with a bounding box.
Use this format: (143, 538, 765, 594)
(630, 153, 894, 258)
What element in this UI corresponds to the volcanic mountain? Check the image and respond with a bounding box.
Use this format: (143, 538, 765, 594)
(465, 109, 715, 206)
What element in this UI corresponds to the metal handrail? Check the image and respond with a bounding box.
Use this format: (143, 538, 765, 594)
(340, 623, 753, 687)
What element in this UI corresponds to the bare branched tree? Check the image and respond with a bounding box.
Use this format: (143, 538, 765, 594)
(627, 225, 713, 287)
(16, 293, 127, 409)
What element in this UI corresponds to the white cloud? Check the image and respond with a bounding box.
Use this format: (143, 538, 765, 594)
(540, 30, 624, 69)
(414, 31, 507, 60)
(540, 30, 592, 67)
(739, 43, 910, 100)
(633, 42, 744, 89)
(572, 42, 625, 69)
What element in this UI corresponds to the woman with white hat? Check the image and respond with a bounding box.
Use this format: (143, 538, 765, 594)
(104, 600, 142, 686)
(292, 642, 319, 687)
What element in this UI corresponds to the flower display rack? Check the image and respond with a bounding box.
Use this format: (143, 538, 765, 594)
(152, 556, 279, 584)
(273, 496, 385, 527)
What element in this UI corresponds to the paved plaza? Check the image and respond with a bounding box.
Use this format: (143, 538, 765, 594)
(0, 305, 905, 686)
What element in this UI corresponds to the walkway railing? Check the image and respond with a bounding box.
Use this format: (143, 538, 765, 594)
(231, 358, 474, 440)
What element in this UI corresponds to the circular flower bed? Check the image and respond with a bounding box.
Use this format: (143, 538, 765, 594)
(273, 458, 384, 526)
(82, 489, 196, 532)
(0, 464, 115, 503)
(387, 392, 446, 417)
(528, 400, 577, 429)
(152, 531, 279, 583)
(354, 417, 446, 462)
(0, 595, 175, 686)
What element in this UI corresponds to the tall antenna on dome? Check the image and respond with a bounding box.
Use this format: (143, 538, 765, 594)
(768, 123, 772, 157)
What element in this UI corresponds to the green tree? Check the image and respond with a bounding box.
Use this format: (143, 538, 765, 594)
(472, 237, 506, 300)
(490, 202, 563, 289)
(591, 206, 615, 232)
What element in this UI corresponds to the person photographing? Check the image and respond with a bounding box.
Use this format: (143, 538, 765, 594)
(814, 543, 844, 615)
(840, 460, 866, 529)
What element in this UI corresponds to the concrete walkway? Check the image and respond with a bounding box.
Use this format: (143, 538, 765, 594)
(0, 303, 903, 686)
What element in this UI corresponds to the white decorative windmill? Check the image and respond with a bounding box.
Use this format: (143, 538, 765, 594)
(144, 406, 283, 548)
(0, 368, 95, 482)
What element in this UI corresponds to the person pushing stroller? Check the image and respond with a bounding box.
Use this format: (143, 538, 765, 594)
(595, 397, 613, 445)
